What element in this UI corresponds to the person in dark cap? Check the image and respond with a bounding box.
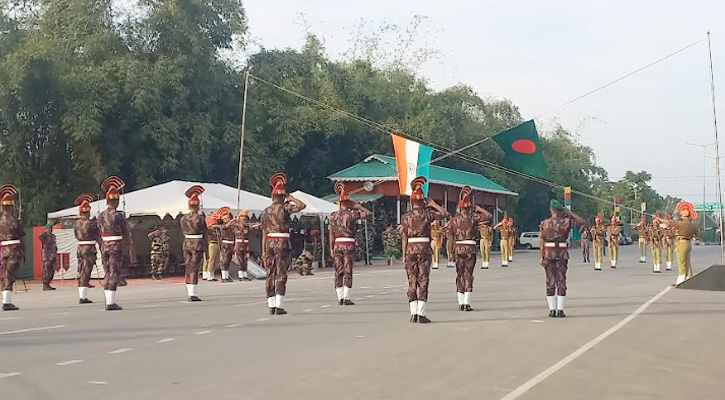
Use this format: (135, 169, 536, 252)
(539, 199, 585, 318)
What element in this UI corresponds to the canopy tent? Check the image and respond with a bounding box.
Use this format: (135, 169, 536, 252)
(47, 180, 272, 220)
(290, 190, 338, 217)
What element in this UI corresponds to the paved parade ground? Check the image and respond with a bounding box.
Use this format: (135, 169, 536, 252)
(2, 245, 724, 400)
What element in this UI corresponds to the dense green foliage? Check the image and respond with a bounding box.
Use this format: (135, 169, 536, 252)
(0, 1, 675, 229)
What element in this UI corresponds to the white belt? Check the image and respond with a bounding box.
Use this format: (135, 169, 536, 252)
(185, 234, 203, 239)
(544, 242, 568, 248)
(222, 240, 235, 245)
(78, 240, 96, 246)
(455, 240, 476, 246)
(335, 237, 355, 243)
(407, 237, 430, 244)
(267, 233, 290, 239)
(101, 236, 123, 242)
(235, 239, 249, 244)
(0, 239, 21, 246)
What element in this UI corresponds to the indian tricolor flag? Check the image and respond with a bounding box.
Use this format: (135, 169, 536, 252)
(391, 134, 434, 196)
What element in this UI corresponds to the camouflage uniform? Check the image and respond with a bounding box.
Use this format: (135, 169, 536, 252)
(219, 222, 236, 282)
(75, 216, 100, 300)
(329, 208, 363, 302)
(98, 207, 131, 292)
(382, 226, 401, 264)
(234, 221, 252, 280)
(0, 210, 24, 309)
(447, 209, 488, 308)
(261, 201, 302, 312)
(149, 229, 170, 277)
(540, 213, 576, 316)
(180, 211, 206, 285)
(579, 226, 591, 263)
(38, 231, 57, 288)
(294, 250, 314, 276)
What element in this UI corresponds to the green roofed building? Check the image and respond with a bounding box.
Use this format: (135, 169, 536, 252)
(326, 155, 517, 223)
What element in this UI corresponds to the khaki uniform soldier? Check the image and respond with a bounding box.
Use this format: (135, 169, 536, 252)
(400, 177, 449, 322)
(607, 216, 622, 269)
(74, 194, 100, 304)
(328, 182, 371, 305)
(203, 215, 221, 281)
(591, 213, 606, 270)
(180, 185, 206, 301)
(650, 217, 664, 273)
(261, 173, 306, 315)
(233, 209, 256, 281)
(98, 176, 135, 311)
(39, 223, 57, 290)
(479, 222, 493, 269)
(663, 215, 675, 271)
(445, 225, 455, 268)
(0, 184, 24, 311)
(634, 217, 649, 263)
(507, 221, 516, 263)
(445, 186, 492, 311)
(540, 200, 586, 318)
(148, 226, 170, 280)
(430, 221, 442, 269)
(656, 203, 699, 285)
(580, 225, 591, 263)
(493, 214, 511, 267)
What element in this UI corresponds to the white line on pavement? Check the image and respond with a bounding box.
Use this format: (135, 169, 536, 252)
(140, 304, 159, 308)
(56, 360, 83, 366)
(0, 325, 65, 336)
(195, 330, 211, 335)
(0, 372, 22, 379)
(88, 381, 108, 385)
(226, 323, 243, 328)
(319, 305, 331, 308)
(255, 318, 270, 322)
(499, 285, 672, 400)
(157, 338, 175, 343)
(109, 348, 132, 354)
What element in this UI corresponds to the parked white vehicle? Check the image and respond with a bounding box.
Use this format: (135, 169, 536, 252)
(519, 232, 540, 249)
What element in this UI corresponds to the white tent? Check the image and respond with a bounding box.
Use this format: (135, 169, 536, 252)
(47, 180, 272, 219)
(290, 190, 338, 217)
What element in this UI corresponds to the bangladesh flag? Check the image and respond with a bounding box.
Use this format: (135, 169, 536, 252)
(491, 119, 547, 178)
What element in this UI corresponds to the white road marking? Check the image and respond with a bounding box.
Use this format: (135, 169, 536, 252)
(195, 330, 212, 335)
(354, 335, 365, 338)
(157, 338, 175, 343)
(499, 286, 672, 400)
(380, 292, 390, 295)
(531, 320, 543, 323)
(0, 372, 22, 379)
(0, 325, 65, 336)
(109, 348, 132, 354)
(56, 360, 83, 366)
(88, 381, 108, 385)
(360, 286, 370, 289)
(140, 304, 159, 308)
(319, 304, 332, 308)
(52, 312, 71, 316)
(303, 309, 313, 312)
(255, 318, 270, 322)
(226, 323, 243, 328)
(366, 295, 376, 298)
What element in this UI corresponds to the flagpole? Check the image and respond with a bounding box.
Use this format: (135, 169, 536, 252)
(706, 32, 724, 263)
(236, 70, 250, 211)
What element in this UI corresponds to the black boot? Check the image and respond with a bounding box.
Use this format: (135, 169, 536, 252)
(187, 296, 202, 302)
(410, 314, 419, 323)
(418, 315, 432, 324)
(275, 308, 287, 315)
(548, 310, 557, 318)
(338, 299, 344, 306)
(464, 305, 474, 312)
(79, 298, 93, 304)
(269, 307, 277, 315)
(2, 303, 19, 311)
(344, 299, 355, 306)
(43, 284, 56, 291)
(459, 305, 465, 311)
(556, 310, 567, 318)
(105, 303, 123, 311)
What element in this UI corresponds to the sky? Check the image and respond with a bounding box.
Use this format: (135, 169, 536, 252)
(239, 1, 725, 203)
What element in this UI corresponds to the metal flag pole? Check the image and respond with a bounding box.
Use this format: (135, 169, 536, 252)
(236, 70, 250, 212)
(707, 32, 724, 263)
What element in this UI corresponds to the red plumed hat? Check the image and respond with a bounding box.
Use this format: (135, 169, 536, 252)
(676, 201, 698, 219)
(185, 185, 205, 207)
(74, 193, 95, 213)
(101, 176, 124, 201)
(0, 184, 18, 206)
(458, 185, 472, 208)
(410, 176, 426, 201)
(270, 173, 287, 196)
(334, 181, 349, 202)
(595, 212, 602, 222)
(217, 206, 231, 218)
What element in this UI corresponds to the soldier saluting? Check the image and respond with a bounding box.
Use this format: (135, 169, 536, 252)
(399, 177, 448, 323)
(607, 215, 622, 269)
(0, 184, 24, 311)
(655, 202, 699, 285)
(38, 222, 58, 291)
(74, 193, 100, 304)
(446, 186, 492, 311)
(233, 209, 256, 281)
(217, 207, 236, 283)
(180, 185, 206, 301)
(261, 173, 306, 315)
(328, 182, 372, 305)
(98, 176, 134, 311)
(591, 213, 606, 270)
(539, 200, 585, 318)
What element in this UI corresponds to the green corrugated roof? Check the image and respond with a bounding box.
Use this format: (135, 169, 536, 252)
(323, 193, 384, 203)
(328, 155, 517, 196)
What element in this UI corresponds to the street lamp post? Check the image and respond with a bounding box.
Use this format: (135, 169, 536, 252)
(686, 141, 715, 233)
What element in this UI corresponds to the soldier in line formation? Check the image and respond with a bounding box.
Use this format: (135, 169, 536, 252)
(479, 219, 493, 269)
(148, 225, 170, 280)
(0, 184, 24, 311)
(430, 220, 442, 269)
(579, 225, 591, 263)
(74, 193, 99, 304)
(591, 213, 606, 270)
(607, 215, 622, 269)
(38, 222, 57, 290)
(656, 202, 699, 285)
(493, 215, 512, 267)
(328, 182, 372, 305)
(634, 216, 649, 264)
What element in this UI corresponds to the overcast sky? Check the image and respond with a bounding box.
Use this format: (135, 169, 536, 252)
(241, 0, 725, 203)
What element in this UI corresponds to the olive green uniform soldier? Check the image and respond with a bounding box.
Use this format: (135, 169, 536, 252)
(382, 225, 402, 265)
(148, 226, 170, 280)
(295, 249, 314, 276)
